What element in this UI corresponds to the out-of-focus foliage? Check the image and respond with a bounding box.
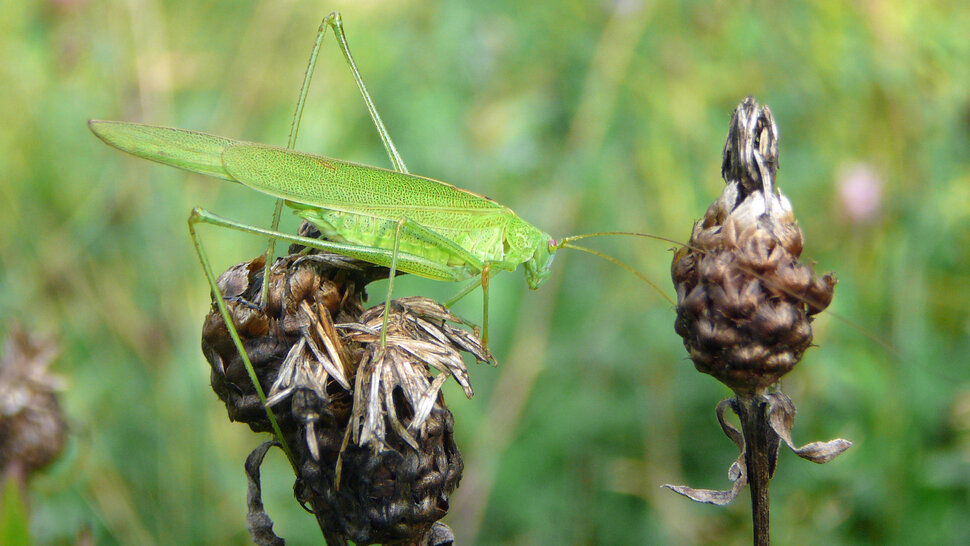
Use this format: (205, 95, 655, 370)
(1, 0, 968, 543)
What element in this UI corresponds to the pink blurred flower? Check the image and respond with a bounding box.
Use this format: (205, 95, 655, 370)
(837, 163, 883, 224)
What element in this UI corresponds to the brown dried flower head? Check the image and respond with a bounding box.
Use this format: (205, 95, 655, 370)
(671, 97, 837, 394)
(202, 244, 489, 544)
(665, 99, 851, 532)
(0, 327, 66, 480)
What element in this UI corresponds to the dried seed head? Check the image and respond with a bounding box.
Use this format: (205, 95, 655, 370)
(672, 97, 837, 394)
(0, 327, 67, 479)
(202, 248, 488, 543)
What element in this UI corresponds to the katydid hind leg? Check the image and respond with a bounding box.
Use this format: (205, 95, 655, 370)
(320, 13, 412, 331)
(187, 217, 297, 471)
(324, 12, 408, 174)
(319, 12, 414, 346)
(261, 15, 332, 307)
(262, 12, 410, 306)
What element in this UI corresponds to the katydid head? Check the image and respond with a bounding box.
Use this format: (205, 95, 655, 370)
(523, 234, 558, 290)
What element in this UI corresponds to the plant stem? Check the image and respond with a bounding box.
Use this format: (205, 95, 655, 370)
(736, 394, 773, 546)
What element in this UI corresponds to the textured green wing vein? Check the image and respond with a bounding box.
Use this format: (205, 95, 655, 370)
(221, 143, 510, 220)
(88, 121, 237, 181)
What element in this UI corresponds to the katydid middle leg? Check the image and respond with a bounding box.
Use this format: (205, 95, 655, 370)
(375, 217, 502, 348)
(380, 218, 407, 346)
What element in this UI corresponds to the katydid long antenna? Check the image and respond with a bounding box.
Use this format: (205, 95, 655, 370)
(555, 231, 678, 307)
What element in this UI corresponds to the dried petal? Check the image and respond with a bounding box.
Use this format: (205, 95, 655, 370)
(244, 441, 285, 546)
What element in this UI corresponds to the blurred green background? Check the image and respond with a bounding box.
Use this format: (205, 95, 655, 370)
(2, 0, 969, 543)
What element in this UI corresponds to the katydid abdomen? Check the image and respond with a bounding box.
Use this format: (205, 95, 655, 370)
(301, 208, 519, 276)
(219, 142, 546, 275)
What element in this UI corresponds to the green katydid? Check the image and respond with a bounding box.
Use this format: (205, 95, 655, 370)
(89, 12, 667, 464)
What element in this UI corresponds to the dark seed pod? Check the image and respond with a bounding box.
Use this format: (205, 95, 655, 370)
(202, 247, 487, 544)
(671, 97, 837, 395)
